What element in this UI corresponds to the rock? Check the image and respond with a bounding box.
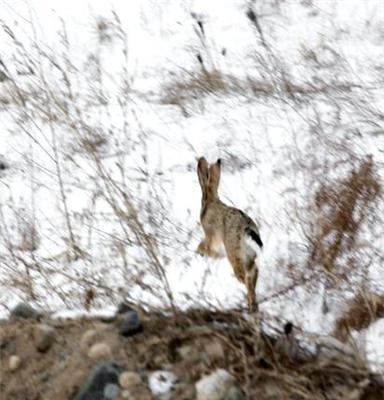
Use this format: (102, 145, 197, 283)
(73, 362, 122, 400)
(204, 340, 225, 363)
(9, 355, 21, 372)
(34, 324, 56, 352)
(119, 371, 142, 389)
(81, 329, 98, 349)
(118, 310, 142, 337)
(11, 302, 41, 319)
(121, 387, 153, 400)
(88, 342, 112, 360)
(177, 344, 192, 359)
(196, 369, 235, 400)
(116, 301, 135, 315)
(148, 370, 179, 397)
(80, 323, 114, 349)
(104, 383, 120, 399)
(177, 344, 200, 363)
(223, 387, 246, 400)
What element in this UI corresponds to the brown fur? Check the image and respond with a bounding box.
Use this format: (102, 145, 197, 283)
(197, 157, 262, 312)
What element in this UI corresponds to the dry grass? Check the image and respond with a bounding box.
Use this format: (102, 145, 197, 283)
(309, 157, 381, 278)
(76, 131, 108, 154)
(334, 292, 384, 340)
(160, 68, 359, 114)
(161, 69, 229, 104)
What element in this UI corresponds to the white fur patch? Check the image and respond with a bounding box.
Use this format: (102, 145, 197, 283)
(244, 235, 262, 262)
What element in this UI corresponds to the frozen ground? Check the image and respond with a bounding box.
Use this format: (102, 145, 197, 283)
(0, 0, 384, 371)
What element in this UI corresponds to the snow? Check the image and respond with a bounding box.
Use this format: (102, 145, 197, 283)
(148, 370, 179, 397)
(364, 318, 384, 373)
(0, 0, 383, 373)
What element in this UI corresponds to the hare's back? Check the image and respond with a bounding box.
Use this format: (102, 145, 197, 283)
(223, 207, 263, 256)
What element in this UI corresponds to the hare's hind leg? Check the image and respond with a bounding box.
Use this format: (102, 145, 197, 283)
(226, 251, 257, 312)
(245, 260, 258, 312)
(223, 240, 245, 283)
(226, 253, 246, 283)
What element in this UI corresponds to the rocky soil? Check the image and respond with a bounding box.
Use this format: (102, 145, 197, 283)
(1, 303, 383, 400)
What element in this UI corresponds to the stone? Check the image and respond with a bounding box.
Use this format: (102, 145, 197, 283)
(118, 310, 142, 337)
(73, 362, 122, 400)
(177, 344, 192, 359)
(116, 301, 135, 315)
(11, 302, 41, 319)
(104, 383, 120, 399)
(204, 340, 225, 363)
(148, 370, 179, 397)
(88, 342, 112, 360)
(223, 387, 246, 400)
(121, 387, 153, 400)
(34, 324, 56, 352)
(9, 355, 21, 372)
(196, 369, 235, 400)
(177, 344, 200, 363)
(81, 329, 98, 349)
(119, 371, 142, 389)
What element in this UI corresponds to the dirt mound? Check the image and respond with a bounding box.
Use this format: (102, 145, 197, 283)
(1, 306, 383, 400)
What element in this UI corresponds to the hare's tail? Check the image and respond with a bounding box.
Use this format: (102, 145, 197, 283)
(245, 227, 263, 249)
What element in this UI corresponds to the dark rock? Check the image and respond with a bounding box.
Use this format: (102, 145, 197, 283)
(119, 310, 142, 337)
(73, 362, 123, 400)
(11, 302, 41, 319)
(34, 324, 56, 353)
(116, 301, 135, 315)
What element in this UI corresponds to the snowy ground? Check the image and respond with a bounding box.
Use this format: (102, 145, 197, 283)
(1, 0, 384, 371)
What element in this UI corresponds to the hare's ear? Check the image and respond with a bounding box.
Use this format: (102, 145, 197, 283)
(208, 158, 221, 195)
(197, 157, 209, 192)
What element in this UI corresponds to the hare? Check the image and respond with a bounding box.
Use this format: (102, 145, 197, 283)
(197, 157, 263, 312)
